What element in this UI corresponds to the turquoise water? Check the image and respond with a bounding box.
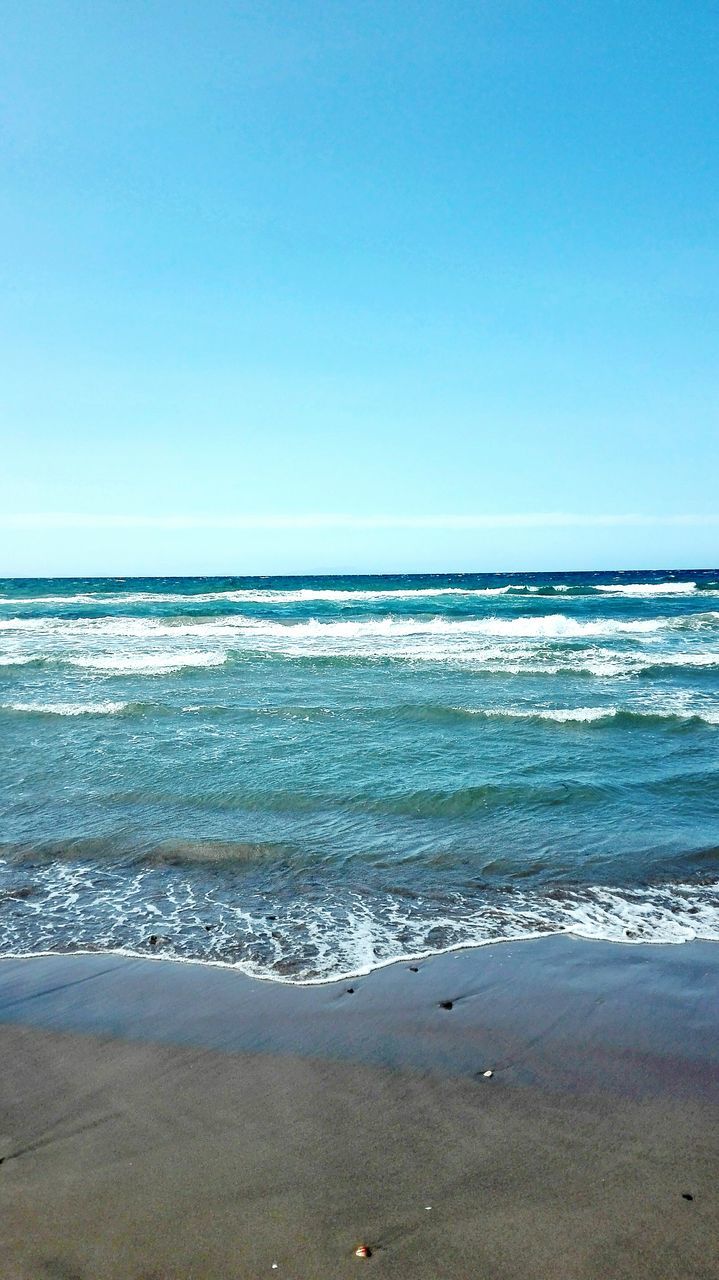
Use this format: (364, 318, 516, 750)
(1, 571, 718, 981)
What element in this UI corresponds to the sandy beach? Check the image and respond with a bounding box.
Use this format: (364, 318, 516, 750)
(0, 937, 717, 1279)
(4, 0, 719, 1271)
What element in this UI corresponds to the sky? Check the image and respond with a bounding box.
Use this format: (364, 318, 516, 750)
(1, 0, 718, 575)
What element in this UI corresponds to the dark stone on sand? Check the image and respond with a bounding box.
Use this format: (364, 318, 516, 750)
(204, 924, 213, 931)
(346, 987, 355, 994)
(149, 936, 158, 946)
(439, 1000, 453, 1010)
(409, 966, 419, 972)
(682, 1193, 694, 1200)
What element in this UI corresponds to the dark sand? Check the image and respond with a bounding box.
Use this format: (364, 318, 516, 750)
(0, 937, 717, 1278)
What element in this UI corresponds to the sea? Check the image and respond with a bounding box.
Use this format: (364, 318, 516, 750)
(1, 570, 718, 982)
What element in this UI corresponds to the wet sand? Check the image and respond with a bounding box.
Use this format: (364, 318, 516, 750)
(0, 937, 717, 1278)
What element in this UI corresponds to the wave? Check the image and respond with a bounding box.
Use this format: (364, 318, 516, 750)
(2, 596, 718, 685)
(596, 581, 699, 596)
(0, 864, 716, 982)
(636, 653, 719, 675)
(1, 647, 718, 680)
(3, 611, 709, 639)
(0, 587, 518, 605)
(245, 699, 719, 726)
(2, 700, 131, 716)
(442, 704, 719, 727)
(258, 648, 719, 677)
(1, 580, 717, 608)
(1, 646, 718, 680)
(242, 613, 669, 638)
(2, 696, 716, 726)
(526, 706, 717, 726)
(186, 699, 719, 728)
(65, 651, 228, 673)
(0, 618, 57, 629)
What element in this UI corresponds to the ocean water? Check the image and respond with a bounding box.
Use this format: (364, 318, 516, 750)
(1, 570, 718, 982)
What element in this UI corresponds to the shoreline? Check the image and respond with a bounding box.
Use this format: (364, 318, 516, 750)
(1, 912, 718, 988)
(1, 935, 717, 1277)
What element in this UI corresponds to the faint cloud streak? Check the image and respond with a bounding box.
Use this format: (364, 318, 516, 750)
(3, 512, 718, 531)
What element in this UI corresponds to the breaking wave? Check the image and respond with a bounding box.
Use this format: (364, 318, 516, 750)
(457, 704, 719, 726)
(3, 699, 717, 726)
(2, 579, 717, 608)
(2, 611, 717, 638)
(2, 700, 131, 716)
(65, 652, 228, 674)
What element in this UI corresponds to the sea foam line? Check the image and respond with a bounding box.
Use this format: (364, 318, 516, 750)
(474, 704, 719, 725)
(3, 611, 711, 638)
(1, 700, 131, 716)
(5, 699, 717, 725)
(1, 647, 718, 678)
(66, 652, 227, 673)
(0, 877, 717, 985)
(0, 579, 715, 607)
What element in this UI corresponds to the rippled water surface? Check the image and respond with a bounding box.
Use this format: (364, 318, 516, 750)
(1, 570, 718, 980)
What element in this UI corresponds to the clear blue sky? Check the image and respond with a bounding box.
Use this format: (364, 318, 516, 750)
(2, 0, 718, 574)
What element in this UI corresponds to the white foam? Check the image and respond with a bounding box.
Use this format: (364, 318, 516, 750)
(656, 650, 719, 666)
(0, 587, 510, 605)
(0, 586, 517, 606)
(530, 706, 618, 721)
(48, 612, 668, 641)
(0, 618, 55, 630)
(5, 610, 710, 640)
(1, 580, 714, 607)
(596, 581, 698, 596)
(66, 652, 227, 673)
(484, 706, 617, 722)
(0, 586, 561, 605)
(2, 700, 129, 716)
(478, 703, 719, 725)
(0, 866, 717, 984)
(2, 603, 718, 679)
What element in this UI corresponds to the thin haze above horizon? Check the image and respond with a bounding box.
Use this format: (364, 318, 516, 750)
(2, 0, 718, 574)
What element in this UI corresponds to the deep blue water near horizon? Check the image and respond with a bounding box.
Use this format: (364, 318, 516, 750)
(1, 569, 718, 982)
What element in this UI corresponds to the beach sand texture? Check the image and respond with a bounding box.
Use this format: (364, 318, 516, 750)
(0, 938, 717, 1279)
